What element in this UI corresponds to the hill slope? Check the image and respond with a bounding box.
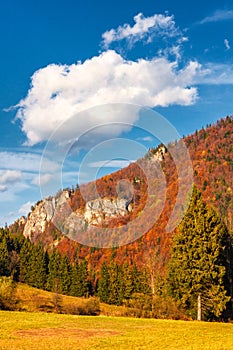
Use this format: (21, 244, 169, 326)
(11, 116, 233, 270)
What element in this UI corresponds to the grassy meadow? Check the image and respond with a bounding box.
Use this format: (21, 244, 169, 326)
(0, 283, 232, 350)
(0, 311, 233, 350)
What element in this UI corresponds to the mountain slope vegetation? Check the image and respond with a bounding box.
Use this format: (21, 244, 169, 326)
(6, 115, 233, 320)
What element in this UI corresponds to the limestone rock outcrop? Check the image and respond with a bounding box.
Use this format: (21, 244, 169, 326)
(23, 190, 132, 242)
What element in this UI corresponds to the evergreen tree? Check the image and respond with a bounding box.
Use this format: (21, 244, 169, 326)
(122, 263, 134, 300)
(131, 263, 141, 293)
(19, 240, 47, 289)
(98, 261, 110, 303)
(77, 259, 89, 297)
(30, 244, 47, 289)
(108, 261, 124, 305)
(0, 236, 10, 276)
(19, 239, 32, 283)
(60, 255, 72, 295)
(167, 186, 231, 320)
(47, 250, 62, 292)
(137, 268, 151, 295)
(70, 259, 89, 297)
(70, 261, 80, 297)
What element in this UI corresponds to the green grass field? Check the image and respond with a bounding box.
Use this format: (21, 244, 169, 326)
(0, 311, 233, 350)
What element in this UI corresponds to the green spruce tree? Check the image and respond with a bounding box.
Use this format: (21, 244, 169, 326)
(19, 239, 32, 283)
(70, 261, 80, 297)
(98, 261, 110, 303)
(47, 250, 62, 292)
(77, 259, 89, 297)
(60, 255, 72, 295)
(108, 261, 124, 305)
(167, 186, 231, 320)
(0, 236, 10, 276)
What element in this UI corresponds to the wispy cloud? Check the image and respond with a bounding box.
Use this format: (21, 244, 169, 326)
(0, 170, 21, 185)
(102, 13, 186, 49)
(88, 160, 134, 168)
(0, 152, 60, 205)
(136, 136, 154, 142)
(0, 170, 22, 194)
(193, 63, 233, 85)
(224, 38, 231, 50)
(0, 185, 7, 192)
(199, 9, 233, 24)
(0, 151, 58, 173)
(18, 201, 34, 216)
(31, 173, 53, 186)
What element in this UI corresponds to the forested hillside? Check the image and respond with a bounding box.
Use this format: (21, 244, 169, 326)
(5, 115, 233, 320)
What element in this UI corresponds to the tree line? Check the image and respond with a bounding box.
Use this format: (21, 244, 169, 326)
(0, 227, 151, 301)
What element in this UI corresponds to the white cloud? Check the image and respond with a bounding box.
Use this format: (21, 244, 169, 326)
(88, 160, 134, 168)
(18, 201, 34, 216)
(136, 136, 154, 142)
(0, 180, 30, 203)
(0, 152, 61, 204)
(193, 63, 233, 84)
(15, 50, 199, 146)
(31, 173, 53, 186)
(62, 171, 79, 183)
(0, 170, 22, 184)
(224, 38, 231, 50)
(0, 185, 7, 192)
(0, 151, 58, 173)
(102, 13, 183, 48)
(199, 10, 233, 24)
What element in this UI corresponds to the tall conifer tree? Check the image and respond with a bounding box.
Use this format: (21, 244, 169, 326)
(168, 186, 231, 319)
(0, 237, 9, 276)
(98, 261, 110, 303)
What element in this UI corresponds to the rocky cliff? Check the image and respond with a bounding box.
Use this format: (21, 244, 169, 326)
(22, 143, 168, 244)
(23, 190, 132, 242)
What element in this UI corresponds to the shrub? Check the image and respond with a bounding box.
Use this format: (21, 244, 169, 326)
(63, 297, 100, 316)
(0, 276, 18, 310)
(125, 293, 152, 318)
(152, 295, 188, 320)
(51, 292, 63, 314)
(124, 293, 188, 320)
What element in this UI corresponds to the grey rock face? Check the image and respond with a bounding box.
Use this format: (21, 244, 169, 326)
(23, 190, 132, 241)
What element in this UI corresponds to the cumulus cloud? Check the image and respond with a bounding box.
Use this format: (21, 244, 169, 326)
(199, 10, 233, 24)
(224, 38, 231, 50)
(0, 170, 22, 184)
(102, 12, 185, 48)
(15, 50, 199, 146)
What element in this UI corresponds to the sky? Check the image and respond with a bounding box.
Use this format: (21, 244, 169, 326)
(0, 0, 233, 226)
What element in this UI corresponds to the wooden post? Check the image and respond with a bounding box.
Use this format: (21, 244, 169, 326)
(197, 294, 202, 321)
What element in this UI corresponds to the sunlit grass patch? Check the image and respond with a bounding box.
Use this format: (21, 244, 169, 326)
(0, 311, 233, 350)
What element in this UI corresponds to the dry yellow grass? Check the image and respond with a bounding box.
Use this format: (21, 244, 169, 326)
(0, 283, 231, 349)
(15, 283, 135, 317)
(0, 311, 233, 350)
(16, 283, 90, 312)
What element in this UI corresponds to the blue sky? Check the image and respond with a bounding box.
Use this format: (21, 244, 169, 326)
(0, 0, 233, 226)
